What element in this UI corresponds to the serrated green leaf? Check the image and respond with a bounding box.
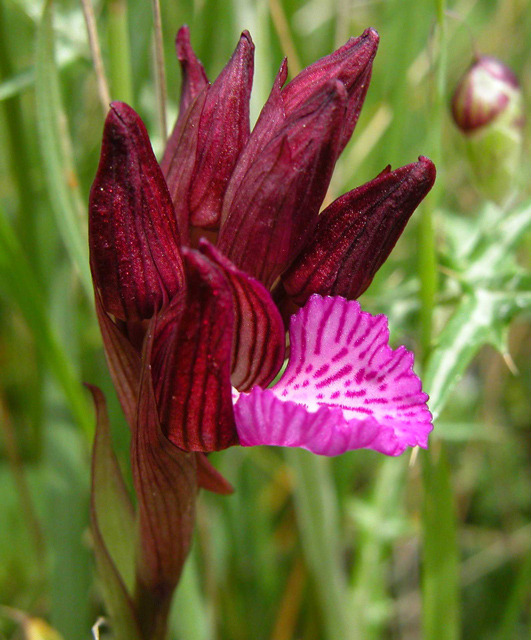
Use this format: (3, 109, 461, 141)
(465, 198, 531, 283)
(35, 0, 92, 298)
(426, 288, 531, 421)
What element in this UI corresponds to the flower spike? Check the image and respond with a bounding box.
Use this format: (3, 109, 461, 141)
(234, 295, 432, 456)
(89, 102, 184, 322)
(282, 157, 436, 304)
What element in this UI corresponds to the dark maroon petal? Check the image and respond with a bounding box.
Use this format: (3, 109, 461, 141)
(218, 80, 346, 288)
(89, 102, 184, 322)
(198, 240, 285, 391)
(94, 291, 141, 428)
(150, 251, 238, 452)
(282, 28, 379, 153)
(161, 89, 208, 244)
(132, 328, 196, 627)
(162, 32, 254, 231)
(188, 31, 254, 228)
(176, 25, 209, 116)
(282, 157, 436, 304)
(196, 453, 234, 495)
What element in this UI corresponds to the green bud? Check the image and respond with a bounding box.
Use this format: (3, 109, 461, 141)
(451, 56, 524, 204)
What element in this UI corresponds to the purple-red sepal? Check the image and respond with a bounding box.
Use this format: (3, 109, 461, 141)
(282, 157, 436, 304)
(150, 251, 239, 452)
(132, 330, 197, 633)
(162, 31, 254, 231)
(218, 80, 346, 288)
(89, 102, 184, 322)
(175, 25, 209, 116)
(282, 27, 379, 154)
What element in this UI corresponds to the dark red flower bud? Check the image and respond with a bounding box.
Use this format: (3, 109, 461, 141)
(89, 102, 184, 322)
(283, 27, 379, 153)
(162, 31, 254, 231)
(282, 157, 436, 304)
(218, 80, 347, 288)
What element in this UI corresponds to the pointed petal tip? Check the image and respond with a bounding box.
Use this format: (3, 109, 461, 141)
(362, 27, 380, 46)
(107, 102, 145, 134)
(417, 155, 437, 184)
(176, 24, 192, 55)
(240, 29, 254, 48)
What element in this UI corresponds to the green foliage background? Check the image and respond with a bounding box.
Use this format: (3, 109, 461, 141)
(0, 0, 530, 638)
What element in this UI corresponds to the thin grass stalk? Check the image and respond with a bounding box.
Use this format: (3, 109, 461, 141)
(107, 0, 133, 104)
(80, 0, 111, 114)
(151, 0, 167, 143)
(268, 0, 301, 77)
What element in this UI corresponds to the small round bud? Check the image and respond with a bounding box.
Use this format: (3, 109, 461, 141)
(452, 56, 521, 133)
(451, 56, 524, 203)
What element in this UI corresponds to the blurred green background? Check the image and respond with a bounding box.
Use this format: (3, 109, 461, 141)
(0, 0, 530, 639)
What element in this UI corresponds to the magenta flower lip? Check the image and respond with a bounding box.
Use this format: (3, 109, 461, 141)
(89, 25, 435, 467)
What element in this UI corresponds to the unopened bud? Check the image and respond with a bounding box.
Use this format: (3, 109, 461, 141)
(451, 56, 524, 204)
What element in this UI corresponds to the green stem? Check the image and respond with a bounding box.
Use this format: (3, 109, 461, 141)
(286, 449, 353, 640)
(107, 0, 133, 103)
(419, 4, 460, 640)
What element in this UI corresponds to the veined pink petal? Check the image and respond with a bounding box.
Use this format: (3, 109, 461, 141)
(198, 240, 285, 390)
(233, 295, 432, 456)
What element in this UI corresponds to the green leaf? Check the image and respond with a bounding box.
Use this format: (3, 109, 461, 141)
(425, 289, 531, 420)
(88, 385, 136, 593)
(35, 0, 92, 299)
(465, 198, 531, 283)
(89, 386, 142, 640)
(0, 68, 34, 101)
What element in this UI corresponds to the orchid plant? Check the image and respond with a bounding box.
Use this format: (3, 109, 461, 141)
(88, 25, 435, 640)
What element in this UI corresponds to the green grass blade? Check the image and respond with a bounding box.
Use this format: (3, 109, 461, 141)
(35, 0, 92, 299)
(285, 449, 353, 640)
(0, 205, 93, 437)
